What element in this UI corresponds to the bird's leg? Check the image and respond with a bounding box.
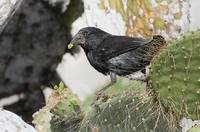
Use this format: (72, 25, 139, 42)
(96, 72, 117, 101)
(100, 72, 117, 92)
(146, 78, 152, 93)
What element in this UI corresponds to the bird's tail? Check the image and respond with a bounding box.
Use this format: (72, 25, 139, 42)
(142, 35, 167, 61)
(151, 35, 167, 47)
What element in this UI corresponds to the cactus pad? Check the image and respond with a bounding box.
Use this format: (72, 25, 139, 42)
(79, 93, 178, 132)
(188, 125, 200, 132)
(33, 82, 83, 132)
(150, 31, 200, 120)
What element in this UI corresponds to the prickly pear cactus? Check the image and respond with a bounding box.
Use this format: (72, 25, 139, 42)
(33, 82, 83, 132)
(79, 94, 179, 132)
(188, 125, 200, 132)
(150, 31, 200, 120)
(78, 78, 179, 132)
(33, 79, 180, 132)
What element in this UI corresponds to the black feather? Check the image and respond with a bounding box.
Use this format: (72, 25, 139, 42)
(96, 36, 151, 61)
(70, 27, 166, 77)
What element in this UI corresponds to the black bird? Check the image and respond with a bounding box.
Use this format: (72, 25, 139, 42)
(68, 27, 166, 88)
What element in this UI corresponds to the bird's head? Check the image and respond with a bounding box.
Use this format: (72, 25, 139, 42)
(68, 27, 110, 51)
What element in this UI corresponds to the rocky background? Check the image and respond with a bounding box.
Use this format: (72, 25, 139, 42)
(0, 0, 83, 122)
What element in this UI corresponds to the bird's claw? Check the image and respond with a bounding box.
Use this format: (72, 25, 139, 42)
(95, 91, 109, 102)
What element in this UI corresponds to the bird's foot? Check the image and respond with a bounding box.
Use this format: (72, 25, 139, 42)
(146, 78, 153, 93)
(92, 81, 115, 111)
(93, 91, 110, 113)
(95, 91, 109, 102)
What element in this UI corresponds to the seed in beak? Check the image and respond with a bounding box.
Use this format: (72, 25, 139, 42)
(68, 43, 74, 49)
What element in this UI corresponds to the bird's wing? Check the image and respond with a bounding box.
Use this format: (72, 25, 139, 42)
(96, 36, 152, 61)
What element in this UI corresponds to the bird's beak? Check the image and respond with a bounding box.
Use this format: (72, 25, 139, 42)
(67, 33, 82, 49)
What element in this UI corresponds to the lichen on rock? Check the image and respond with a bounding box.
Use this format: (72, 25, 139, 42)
(98, 0, 189, 39)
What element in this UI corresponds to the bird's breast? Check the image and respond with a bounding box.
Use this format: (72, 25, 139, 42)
(86, 52, 109, 75)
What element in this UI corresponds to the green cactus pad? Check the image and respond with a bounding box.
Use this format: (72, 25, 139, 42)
(188, 125, 200, 132)
(79, 78, 179, 131)
(150, 31, 200, 120)
(79, 92, 179, 132)
(33, 82, 83, 132)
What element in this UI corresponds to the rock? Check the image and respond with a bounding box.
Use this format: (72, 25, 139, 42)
(0, 0, 23, 33)
(0, 0, 83, 122)
(83, 0, 190, 40)
(0, 109, 37, 132)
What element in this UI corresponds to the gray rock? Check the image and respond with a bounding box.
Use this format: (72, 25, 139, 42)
(0, 0, 83, 121)
(0, 0, 23, 33)
(0, 109, 37, 132)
